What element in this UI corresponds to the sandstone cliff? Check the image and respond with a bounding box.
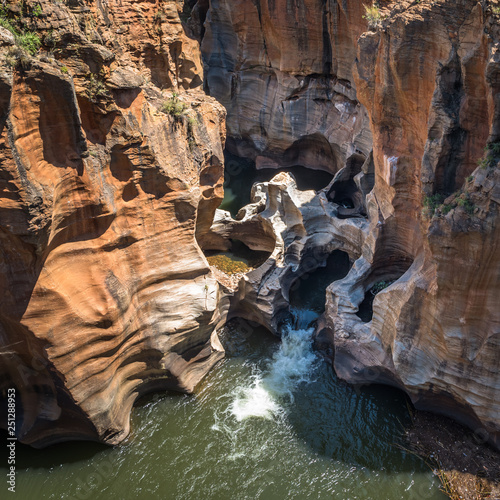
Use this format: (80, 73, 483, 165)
(0, 0, 225, 447)
(1, 0, 499, 454)
(330, 0, 500, 448)
(201, 0, 372, 172)
(200, 0, 500, 449)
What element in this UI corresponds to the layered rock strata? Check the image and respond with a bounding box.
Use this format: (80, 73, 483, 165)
(0, 0, 225, 447)
(1, 0, 499, 452)
(326, 0, 500, 449)
(201, 0, 372, 172)
(202, 0, 500, 448)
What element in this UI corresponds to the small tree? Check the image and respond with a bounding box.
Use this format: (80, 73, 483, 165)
(161, 93, 189, 119)
(363, 2, 382, 29)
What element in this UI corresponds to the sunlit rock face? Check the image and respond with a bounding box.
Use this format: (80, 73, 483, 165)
(324, 0, 500, 449)
(1, 0, 499, 452)
(201, 0, 372, 173)
(0, 0, 225, 447)
(202, 0, 500, 448)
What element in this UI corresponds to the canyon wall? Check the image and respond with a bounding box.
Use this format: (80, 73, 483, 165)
(0, 0, 225, 447)
(201, 0, 372, 172)
(0, 0, 499, 451)
(201, 0, 500, 448)
(330, 0, 500, 448)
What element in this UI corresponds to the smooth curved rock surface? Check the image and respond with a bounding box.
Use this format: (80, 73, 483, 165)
(210, 172, 367, 332)
(204, 0, 500, 449)
(0, 0, 225, 447)
(324, 0, 500, 448)
(201, 0, 372, 172)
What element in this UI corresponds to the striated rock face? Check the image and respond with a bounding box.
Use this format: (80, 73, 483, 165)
(202, 0, 500, 448)
(201, 0, 372, 172)
(0, 0, 225, 447)
(1, 0, 499, 453)
(324, 0, 500, 448)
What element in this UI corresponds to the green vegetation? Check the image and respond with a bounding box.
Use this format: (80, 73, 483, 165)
(186, 115, 198, 148)
(206, 254, 252, 275)
(0, 5, 41, 59)
(370, 280, 393, 296)
(18, 30, 40, 54)
(86, 74, 109, 102)
(363, 2, 383, 29)
(456, 195, 475, 215)
(486, 141, 500, 154)
(161, 92, 189, 118)
(442, 203, 453, 215)
(422, 193, 445, 217)
(423, 189, 477, 218)
(60, 65, 68, 74)
(33, 4, 42, 17)
(5, 45, 30, 68)
(428, 190, 476, 218)
(478, 141, 500, 169)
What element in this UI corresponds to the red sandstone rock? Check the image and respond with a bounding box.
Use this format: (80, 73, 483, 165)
(0, 0, 225, 447)
(328, 0, 500, 449)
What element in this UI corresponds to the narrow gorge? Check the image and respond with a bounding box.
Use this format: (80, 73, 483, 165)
(0, 0, 499, 498)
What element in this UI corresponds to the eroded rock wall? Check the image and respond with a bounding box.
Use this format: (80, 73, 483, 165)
(201, 0, 372, 172)
(326, 0, 500, 448)
(201, 0, 500, 448)
(0, 0, 225, 447)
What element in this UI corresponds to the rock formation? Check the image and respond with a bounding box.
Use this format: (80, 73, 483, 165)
(208, 172, 364, 330)
(1, 0, 499, 453)
(201, 0, 372, 172)
(328, 0, 500, 449)
(200, 0, 500, 449)
(0, 0, 225, 447)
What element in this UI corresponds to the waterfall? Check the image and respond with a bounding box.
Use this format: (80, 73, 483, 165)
(230, 309, 318, 421)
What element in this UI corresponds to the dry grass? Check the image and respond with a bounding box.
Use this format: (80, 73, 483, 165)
(206, 253, 252, 275)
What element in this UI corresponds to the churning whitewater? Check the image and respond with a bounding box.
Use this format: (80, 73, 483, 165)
(9, 308, 443, 499)
(230, 309, 318, 421)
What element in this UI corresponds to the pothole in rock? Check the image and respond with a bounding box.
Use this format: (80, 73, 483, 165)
(288, 250, 352, 314)
(205, 239, 271, 275)
(356, 256, 413, 323)
(326, 153, 374, 219)
(356, 280, 395, 323)
(220, 151, 334, 217)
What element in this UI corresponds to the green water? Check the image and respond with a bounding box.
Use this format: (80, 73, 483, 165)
(3, 320, 446, 500)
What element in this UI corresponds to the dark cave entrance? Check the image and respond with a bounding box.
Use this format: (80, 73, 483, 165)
(326, 153, 373, 219)
(355, 257, 414, 323)
(220, 151, 334, 217)
(288, 250, 352, 314)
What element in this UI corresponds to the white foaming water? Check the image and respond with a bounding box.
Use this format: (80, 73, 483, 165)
(230, 309, 318, 421)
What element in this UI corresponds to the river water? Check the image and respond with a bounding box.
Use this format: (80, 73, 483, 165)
(3, 309, 446, 500)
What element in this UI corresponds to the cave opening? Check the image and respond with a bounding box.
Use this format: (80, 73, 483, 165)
(355, 258, 413, 323)
(326, 153, 371, 219)
(356, 285, 382, 323)
(329, 177, 357, 208)
(288, 250, 352, 314)
(220, 150, 334, 217)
